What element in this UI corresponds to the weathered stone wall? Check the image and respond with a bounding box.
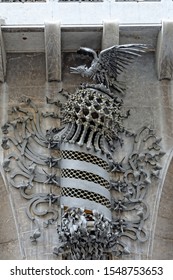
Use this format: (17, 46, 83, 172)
(0, 26, 173, 259)
(152, 152, 173, 259)
(0, 169, 22, 259)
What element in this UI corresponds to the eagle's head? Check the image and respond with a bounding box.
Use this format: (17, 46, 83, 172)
(70, 65, 87, 77)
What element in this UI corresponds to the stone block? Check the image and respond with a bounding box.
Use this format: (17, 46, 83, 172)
(6, 53, 46, 86)
(0, 175, 18, 245)
(45, 22, 61, 82)
(154, 216, 173, 240)
(0, 240, 22, 260)
(156, 21, 173, 80)
(102, 20, 119, 50)
(0, 199, 18, 244)
(0, 24, 6, 83)
(152, 236, 173, 259)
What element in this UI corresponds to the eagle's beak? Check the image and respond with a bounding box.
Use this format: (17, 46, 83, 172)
(70, 67, 79, 74)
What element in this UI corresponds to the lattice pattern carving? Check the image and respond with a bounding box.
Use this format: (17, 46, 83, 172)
(61, 168, 110, 189)
(61, 187, 111, 208)
(61, 150, 109, 171)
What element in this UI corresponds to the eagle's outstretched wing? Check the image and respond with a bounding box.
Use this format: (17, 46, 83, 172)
(70, 44, 151, 93)
(99, 44, 150, 78)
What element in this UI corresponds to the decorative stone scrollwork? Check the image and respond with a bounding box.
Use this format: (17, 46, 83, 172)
(1, 43, 164, 259)
(1, 98, 61, 242)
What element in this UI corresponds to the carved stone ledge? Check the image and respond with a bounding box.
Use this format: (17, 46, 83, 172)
(156, 20, 173, 80)
(102, 20, 119, 50)
(45, 22, 61, 82)
(0, 24, 6, 83)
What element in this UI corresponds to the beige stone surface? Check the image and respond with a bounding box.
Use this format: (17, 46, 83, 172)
(156, 21, 173, 80)
(0, 173, 22, 259)
(152, 157, 173, 259)
(45, 22, 61, 82)
(102, 20, 119, 50)
(0, 24, 6, 83)
(0, 240, 22, 260)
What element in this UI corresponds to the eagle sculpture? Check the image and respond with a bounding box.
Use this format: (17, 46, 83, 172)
(70, 44, 149, 93)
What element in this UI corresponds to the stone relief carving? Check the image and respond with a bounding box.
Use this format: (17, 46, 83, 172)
(70, 45, 149, 95)
(1, 44, 164, 260)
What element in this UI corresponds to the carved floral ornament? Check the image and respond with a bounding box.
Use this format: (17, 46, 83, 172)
(1, 44, 165, 260)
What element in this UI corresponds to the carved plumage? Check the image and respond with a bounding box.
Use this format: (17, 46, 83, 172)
(70, 44, 150, 92)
